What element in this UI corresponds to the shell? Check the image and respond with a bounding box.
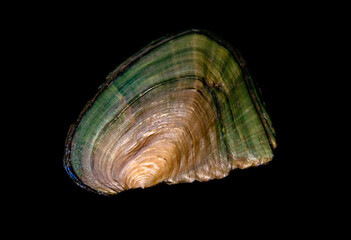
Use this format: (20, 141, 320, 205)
(64, 29, 277, 195)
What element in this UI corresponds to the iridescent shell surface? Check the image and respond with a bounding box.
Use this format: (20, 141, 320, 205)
(64, 29, 277, 195)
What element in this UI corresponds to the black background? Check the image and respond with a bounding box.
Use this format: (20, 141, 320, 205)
(17, 3, 327, 232)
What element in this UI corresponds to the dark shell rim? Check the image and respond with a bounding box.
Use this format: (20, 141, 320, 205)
(63, 29, 276, 196)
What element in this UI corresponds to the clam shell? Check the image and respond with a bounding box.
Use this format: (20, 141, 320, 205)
(64, 29, 276, 195)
